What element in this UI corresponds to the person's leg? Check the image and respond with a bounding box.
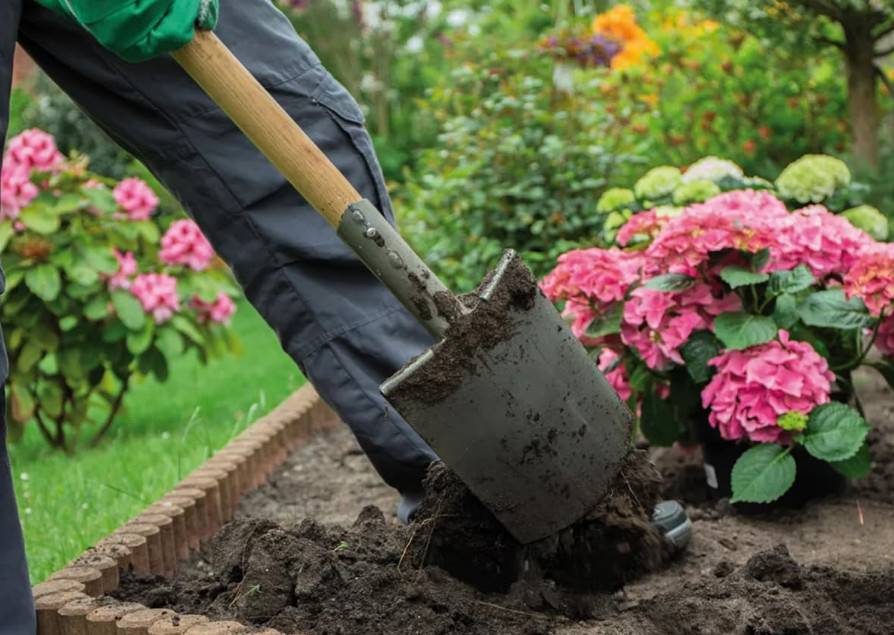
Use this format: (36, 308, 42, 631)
(1, 6, 37, 632)
(18, 0, 437, 497)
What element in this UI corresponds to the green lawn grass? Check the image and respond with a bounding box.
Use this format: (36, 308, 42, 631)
(8, 299, 303, 583)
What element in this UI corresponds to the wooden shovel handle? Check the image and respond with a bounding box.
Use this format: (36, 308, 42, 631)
(171, 30, 362, 228)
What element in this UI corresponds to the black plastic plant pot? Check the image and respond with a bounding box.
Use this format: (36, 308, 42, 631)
(700, 420, 847, 513)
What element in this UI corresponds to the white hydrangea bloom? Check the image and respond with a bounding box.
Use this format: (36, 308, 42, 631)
(681, 156, 744, 184)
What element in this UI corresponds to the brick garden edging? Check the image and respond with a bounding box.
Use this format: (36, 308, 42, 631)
(32, 384, 335, 635)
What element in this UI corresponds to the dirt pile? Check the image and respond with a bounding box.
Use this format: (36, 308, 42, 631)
(115, 450, 669, 634)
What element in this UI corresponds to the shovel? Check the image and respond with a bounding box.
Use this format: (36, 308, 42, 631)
(172, 31, 633, 544)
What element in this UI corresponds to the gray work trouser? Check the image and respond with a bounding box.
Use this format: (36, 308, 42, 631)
(2, 1, 438, 631)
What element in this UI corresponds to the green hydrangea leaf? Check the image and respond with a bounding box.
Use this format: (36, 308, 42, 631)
(768, 265, 815, 296)
(731, 444, 796, 504)
(644, 273, 695, 292)
(714, 312, 778, 350)
(25, 264, 62, 302)
(111, 291, 146, 331)
(719, 266, 769, 289)
(830, 443, 871, 479)
(680, 330, 721, 384)
(803, 402, 869, 462)
(798, 289, 872, 330)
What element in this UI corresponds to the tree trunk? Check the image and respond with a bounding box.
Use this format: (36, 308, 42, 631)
(843, 19, 880, 169)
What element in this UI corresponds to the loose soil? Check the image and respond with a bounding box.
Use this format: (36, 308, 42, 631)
(116, 371, 894, 634)
(390, 252, 538, 405)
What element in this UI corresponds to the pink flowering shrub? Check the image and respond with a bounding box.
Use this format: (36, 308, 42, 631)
(0, 129, 240, 451)
(113, 177, 159, 221)
(544, 159, 889, 504)
(160, 220, 214, 271)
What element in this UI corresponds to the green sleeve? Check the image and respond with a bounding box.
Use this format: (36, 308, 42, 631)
(34, 0, 218, 63)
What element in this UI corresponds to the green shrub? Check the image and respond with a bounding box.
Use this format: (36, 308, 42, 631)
(399, 49, 642, 290)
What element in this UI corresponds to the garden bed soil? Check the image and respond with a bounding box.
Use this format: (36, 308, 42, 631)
(116, 370, 894, 634)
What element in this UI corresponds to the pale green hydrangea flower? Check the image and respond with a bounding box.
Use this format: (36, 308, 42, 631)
(841, 205, 889, 241)
(597, 187, 637, 214)
(634, 166, 682, 201)
(775, 154, 851, 203)
(777, 411, 808, 432)
(672, 179, 721, 205)
(681, 156, 744, 184)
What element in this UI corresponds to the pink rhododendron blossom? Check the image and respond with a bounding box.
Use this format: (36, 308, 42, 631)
(621, 283, 741, 370)
(876, 315, 894, 357)
(541, 247, 643, 346)
(191, 292, 236, 324)
(113, 177, 159, 220)
(598, 349, 631, 401)
(701, 330, 833, 443)
(771, 205, 875, 277)
(0, 163, 37, 220)
(844, 243, 894, 317)
(5, 129, 63, 172)
(643, 190, 786, 276)
(616, 209, 669, 246)
(108, 250, 138, 290)
(159, 219, 215, 271)
(130, 273, 180, 323)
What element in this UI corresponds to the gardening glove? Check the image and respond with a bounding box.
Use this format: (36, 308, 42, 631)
(35, 0, 219, 63)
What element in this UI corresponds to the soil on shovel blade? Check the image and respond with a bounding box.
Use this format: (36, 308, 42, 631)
(114, 382, 894, 634)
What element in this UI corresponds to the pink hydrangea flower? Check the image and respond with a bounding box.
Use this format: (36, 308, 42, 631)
(130, 273, 180, 323)
(0, 163, 38, 220)
(701, 330, 833, 443)
(541, 247, 643, 345)
(771, 205, 875, 277)
(643, 190, 786, 277)
(5, 129, 63, 172)
(113, 177, 159, 220)
(621, 282, 741, 370)
(598, 349, 631, 401)
(108, 250, 138, 290)
(159, 219, 215, 271)
(876, 315, 894, 357)
(191, 292, 236, 324)
(844, 242, 894, 317)
(616, 209, 669, 247)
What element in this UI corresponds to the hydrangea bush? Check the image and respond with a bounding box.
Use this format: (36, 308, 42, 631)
(544, 161, 894, 504)
(598, 155, 889, 244)
(0, 129, 239, 451)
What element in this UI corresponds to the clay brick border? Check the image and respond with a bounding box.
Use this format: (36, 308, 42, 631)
(33, 384, 335, 635)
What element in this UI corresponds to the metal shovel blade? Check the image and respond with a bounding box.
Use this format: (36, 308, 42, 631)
(381, 251, 633, 544)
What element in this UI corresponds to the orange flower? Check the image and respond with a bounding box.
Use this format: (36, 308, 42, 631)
(591, 4, 658, 70)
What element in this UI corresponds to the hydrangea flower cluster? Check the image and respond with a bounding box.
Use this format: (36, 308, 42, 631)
(641, 190, 785, 276)
(596, 187, 637, 214)
(770, 205, 874, 277)
(840, 205, 889, 241)
(1, 128, 64, 219)
(130, 273, 180, 324)
(844, 243, 894, 317)
(671, 179, 720, 206)
(160, 219, 215, 271)
(621, 283, 740, 370)
(108, 250, 138, 291)
(634, 166, 682, 201)
(113, 177, 159, 221)
(192, 292, 237, 324)
(540, 247, 642, 344)
(701, 331, 833, 443)
(775, 154, 850, 204)
(681, 156, 744, 184)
